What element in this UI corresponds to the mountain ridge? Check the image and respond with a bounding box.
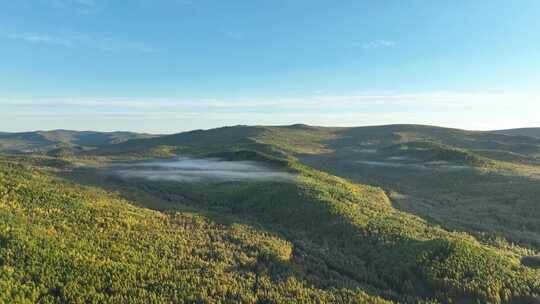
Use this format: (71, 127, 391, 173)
(0, 129, 157, 153)
(493, 128, 540, 138)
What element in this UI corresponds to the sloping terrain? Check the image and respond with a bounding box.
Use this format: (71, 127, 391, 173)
(0, 130, 156, 154)
(98, 124, 540, 164)
(494, 128, 540, 138)
(377, 141, 494, 166)
(2, 152, 540, 303)
(92, 125, 540, 251)
(0, 156, 394, 303)
(2, 125, 540, 303)
(94, 125, 272, 158)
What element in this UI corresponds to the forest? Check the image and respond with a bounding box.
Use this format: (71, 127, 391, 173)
(1, 125, 540, 303)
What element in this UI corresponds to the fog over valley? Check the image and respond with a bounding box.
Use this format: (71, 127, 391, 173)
(107, 158, 294, 183)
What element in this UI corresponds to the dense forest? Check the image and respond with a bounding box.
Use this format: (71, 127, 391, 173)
(1, 125, 540, 303)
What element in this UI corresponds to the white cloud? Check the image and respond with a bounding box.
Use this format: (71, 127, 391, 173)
(20, 34, 75, 48)
(2, 30, 156, 53)
(362, 40, 397, 49)
(2, 108, 538, 133)
(3, 91, 539, 111)
(2, 91, 538, 132)
(75, 34, 157, 52)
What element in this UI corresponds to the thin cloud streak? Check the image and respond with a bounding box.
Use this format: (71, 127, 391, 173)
(44, 0, 97, 10)
(362, 40, 397, 49)
(2, 29, 156, 53)
(21, 34, 75, 47)
(2, 92, 538, 133)
(4, 91, 539, 111)
(2, 109, 538, 133)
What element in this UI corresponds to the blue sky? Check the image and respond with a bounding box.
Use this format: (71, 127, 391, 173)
(1, 0, 539, 133)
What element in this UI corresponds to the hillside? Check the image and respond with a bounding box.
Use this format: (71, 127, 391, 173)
(94, 125, 270, 157)
(2, 125, 540, 302)
(0, 130, 156, 154)
(94, 124, 540, 162)
(377, 141, 496, 167)
(91, 124, 540, 251)
(2, 152, 540, 303)
(493, 128, 540, 138)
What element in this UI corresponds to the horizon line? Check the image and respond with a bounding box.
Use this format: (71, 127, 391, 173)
(2, 123, 539, 136)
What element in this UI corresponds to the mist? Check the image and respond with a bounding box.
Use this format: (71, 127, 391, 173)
(108, 157, 294, 183)
(356, 160, 469, 171)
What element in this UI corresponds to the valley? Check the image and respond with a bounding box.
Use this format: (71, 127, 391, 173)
(1, 124, 540, 303)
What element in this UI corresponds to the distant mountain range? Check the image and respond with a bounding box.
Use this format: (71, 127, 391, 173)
(0, 129, 157, 153)
(1, 125, 540, 165)
(79, 124, 538, 165)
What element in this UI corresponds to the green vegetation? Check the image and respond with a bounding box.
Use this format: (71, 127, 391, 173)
(0, 158, 393, 303)
(379, 141, 496, 167)
(522, 256, 540, 269)
(2, 124, 540, 303)
(2, 149, 540, 303)
(0, 130, 155, 154)
(255, 125, 338, 155)
(94, 126, 279, 159)
(494, 128, 540, 139)
(16, 125, 540, 253)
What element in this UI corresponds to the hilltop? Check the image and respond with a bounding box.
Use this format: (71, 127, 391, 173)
(85, 124, 540, 164)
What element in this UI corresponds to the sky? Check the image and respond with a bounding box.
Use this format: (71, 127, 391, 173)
(1, 0, 539, 133)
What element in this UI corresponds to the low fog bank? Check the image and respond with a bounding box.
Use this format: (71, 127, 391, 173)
(356, 160, 469, 171)
(108, 157, 294, 183)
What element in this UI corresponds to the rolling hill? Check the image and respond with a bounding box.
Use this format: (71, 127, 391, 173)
(1, 124, 540, 303)
(89, 124, 540, 249)
(2, 151, 540, 303)
(0, 130, 156, 154)
(92, 124, 540, 161)
(493, 128, 540, 138)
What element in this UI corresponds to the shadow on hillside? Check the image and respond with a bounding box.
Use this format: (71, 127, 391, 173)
(289, 126, 540, 253)
(323, 125, 540, 155)
(55, 166, 443, 302)
(299, 151, 540, 251)
(53, 165, 533, 303)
